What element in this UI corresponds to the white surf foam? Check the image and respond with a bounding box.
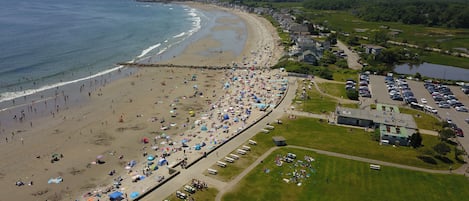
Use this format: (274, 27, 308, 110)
(0, 66, 124, 103)
(137, 43, 161, 58)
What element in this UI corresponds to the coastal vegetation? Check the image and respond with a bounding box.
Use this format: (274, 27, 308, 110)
(222, 147, 469, 201)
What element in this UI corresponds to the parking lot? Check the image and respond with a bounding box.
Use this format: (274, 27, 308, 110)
(367, 75, 469, 152)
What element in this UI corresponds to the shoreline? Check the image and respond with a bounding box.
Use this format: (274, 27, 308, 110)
(0, 2, 283, 201)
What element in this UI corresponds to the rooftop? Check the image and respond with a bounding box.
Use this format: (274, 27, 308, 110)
(336, 106, 417, 129)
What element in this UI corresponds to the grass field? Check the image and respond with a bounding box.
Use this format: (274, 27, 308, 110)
(294, 81, 338, 113)
(317, 82, 348, 99)
(251, 117, 461, 170)
(332, 69, 359, 82)
(399, 107, 442, 131)
(222, 147, 469, 201)
(420, 51, 469, 69)
(309, 10, 469, 50)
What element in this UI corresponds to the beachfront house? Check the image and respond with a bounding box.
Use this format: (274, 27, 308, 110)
(363, 44, 385, 55)
(298, 50, 318, 65)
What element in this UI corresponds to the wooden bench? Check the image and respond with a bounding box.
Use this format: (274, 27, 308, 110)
(208, 168, 218, 175)
(217, 161, 227, 168)
(237, 149, 247, 155)
(229, 154, 240, 160)
(224, 157, 235, 163)
(370, 164, 381, 170)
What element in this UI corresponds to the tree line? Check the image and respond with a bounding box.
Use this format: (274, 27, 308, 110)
(302, 0, 469, 28)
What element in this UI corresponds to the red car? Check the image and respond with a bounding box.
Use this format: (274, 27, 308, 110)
(455, 128, 464, 137)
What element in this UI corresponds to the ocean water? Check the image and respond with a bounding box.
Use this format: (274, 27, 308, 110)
(0, 0, 204, 103)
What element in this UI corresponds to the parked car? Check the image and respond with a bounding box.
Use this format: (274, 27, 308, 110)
(455, 128, 464, 137)
(424, 105, 438, 114)
(456, 106, 468, 112)
(421, 98, 427, 104)
(465, 118, 469, 124)
(438, 102, 451, 108)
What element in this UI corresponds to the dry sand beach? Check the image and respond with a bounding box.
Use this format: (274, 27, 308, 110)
(0, 2, 283, 201)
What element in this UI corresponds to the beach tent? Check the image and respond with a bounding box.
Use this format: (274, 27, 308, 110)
(130, 192, 140, 199)
(195, 144, 201, 150)
(142, 137, 149, 144)
(109, 191, 123, 200)
(201, 125, 208, 131)
(223, 114, 229, 120)
(158, 158, 168, 166)
(147, 155, 155, 161)
(129, 160, 137, 167)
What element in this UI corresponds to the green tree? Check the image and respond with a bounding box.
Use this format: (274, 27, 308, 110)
(414, 72, 422, 80)
(346, 89, 359, 100)
(433, 142, 451, 156)
(320, 50, 337, 65)
(439, 128, 455, 141)
(335, 59, 348, 68)
(409, 132, 422, 148)
(371, 30, 389, 44)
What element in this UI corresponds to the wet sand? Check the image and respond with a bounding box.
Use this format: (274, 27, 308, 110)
(0, 2, 282, 201)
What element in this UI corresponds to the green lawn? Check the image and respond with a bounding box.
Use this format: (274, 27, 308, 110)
(222, 147, 469, 201)
(294, 81, 338, 113)
(332, 69, 359, 82)
(399, 107, 442, 131)
(253, 117, 461, 170)
(317, 82, 348, 99)
(164, 187, 218, 201)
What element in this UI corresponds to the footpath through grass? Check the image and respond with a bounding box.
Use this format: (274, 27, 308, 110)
(222, 147, 469, 201)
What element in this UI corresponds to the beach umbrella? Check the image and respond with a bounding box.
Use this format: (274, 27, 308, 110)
(201, 125, 208, 131)
(142, 137, 149, 144)
(130, 192, 139, 199)
(109, 191, 123, 200)
(129, 160, 137, 167)
(147, 155, 155, 161)
(96, 155, 104, 160)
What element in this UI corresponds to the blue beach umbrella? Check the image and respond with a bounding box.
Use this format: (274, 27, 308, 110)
(109, 191, 123, 200)
(130, 191, 139, 199)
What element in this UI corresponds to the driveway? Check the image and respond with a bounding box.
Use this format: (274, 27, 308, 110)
(336, 40, 362, 70)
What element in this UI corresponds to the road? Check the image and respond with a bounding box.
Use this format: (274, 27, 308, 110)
(336, 40, 362, 70)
